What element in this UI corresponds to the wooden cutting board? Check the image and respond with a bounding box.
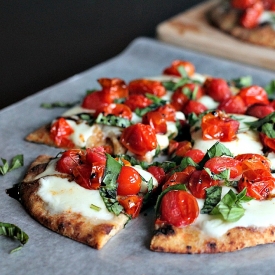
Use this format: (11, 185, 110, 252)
(156, 0, 275, 71)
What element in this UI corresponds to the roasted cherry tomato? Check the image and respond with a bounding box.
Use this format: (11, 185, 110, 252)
(98, 78, 128, 99)
(97, 103, 132, 120)
(231, 0, 258, 9)
(81, 90, 111, 110)
(155, 104, 177, 121)
(50, 117, 75, 148)
(245, 103, 274, 118)
(259, 132, 275, 152)
(124, 94, 153, 111)
(240, 1, 264, 28)
(238, 85, 269, 106)
(182, 100, 208, 115)
(160, 190, 199, 227)
(56, 149, 85, 174)
(117, 195, 143, 218)
(120, 123, 157, 156)
(204, 156, 243, 180)
(117, 166, 142, 196)
(203, 78, 232, 102)
(201, 110, 240, 141)
(142, 110, 167, 134)
(173, 141, 193, 157)
(218, 95, 247, 114)
(162, 166, 196, 190)
(128, 79, 166, 97)
(238, 168, 275, 200)
(188, 169, 219, 199)
(147, 166, 166, 185)
(235, 153, 271, 171)
(163, 60, 195, 77)
(86, 146, 107, 166)
(184, 149, 205, 163)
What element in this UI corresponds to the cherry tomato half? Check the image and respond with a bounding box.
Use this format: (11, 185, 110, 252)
(142, 110, 167, 134)
(240, 2, 264, 28)
(163, 60, 195, 77)
(124, 94, 153, 111)
(98, 78, 129, 99)
(184, 149, 205, 163)
(246, 103, 274, 118)
(86, 146, 107, 166)
(182, 100, 208, 116)
(97, 103, 132, 120)
(128, 79, 166, 97)
(203, 78, 232, 102)
(117, 195, 143, 218)
(238, 85, 269, 107)
(235, 153, 271, 171)
(147, 166, 166, 185)
(218, 95, 247, 114)
(259, 132, 275, 153)
(160, 190, 199, 227)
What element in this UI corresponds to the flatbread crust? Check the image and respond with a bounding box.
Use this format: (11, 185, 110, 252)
(150, 222, 275, 254)
(208, 0, 275, 49)
(20, 155, 128, 249)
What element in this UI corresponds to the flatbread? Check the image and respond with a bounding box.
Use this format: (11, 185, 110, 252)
(20, 155, 128, 249)
(208, 0, 275, 49)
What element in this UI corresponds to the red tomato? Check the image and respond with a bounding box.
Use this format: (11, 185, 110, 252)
(184, 149, 205, 163)
(162, 166, 196, 190)
(156, 104, 177, 122)
(262, 0, 275, 9)
(204, 156, 243, 180)
(160, 190, 199, 227)
(182, 100, 208, 115)
(240, 2, 264, 28)
(147, 166, 166, 185)
(238, 168, 275, 200)
(201, 110, 240, 141)
(218, 95, 247, 114)
(81, 91, 111, 110)
(128, 79, 166, 97)
(231, 0, 258, 9)
(120, 123, 157, 156)
(86, 146, 107, 166)
(97, 103, 132, 120)
(171, 88, 189, 111)
(142, 110, 167, 134)
(117, 195, 143, 218)
(124, 94, 153, 111)
(117, 166, 142, 196)
(98, 78, 129, 99)
(56, 149, 85, 174)
(173, 141, 193, 157)
(235, 153, 271, 170)
(203, 78, 232, 102)
(245, 103, 274, 118)
(259, 132, 275, 152)
(238, 85, 269, 106)
(50, 117, 75, 148)
(188, 170, 219, 199)
(163, 60, 195, 77)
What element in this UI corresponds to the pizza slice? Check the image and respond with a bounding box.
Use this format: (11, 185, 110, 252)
(16, 146, 159, 249)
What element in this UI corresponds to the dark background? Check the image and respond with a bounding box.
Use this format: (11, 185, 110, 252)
(1, 0, 204, 109)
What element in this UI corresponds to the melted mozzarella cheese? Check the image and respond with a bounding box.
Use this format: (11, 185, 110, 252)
(197, 95, 219, 110)
(62, 105, 94, 116)
(38, 176, 115, 221)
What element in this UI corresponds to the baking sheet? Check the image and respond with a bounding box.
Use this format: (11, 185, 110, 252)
(1, 37, 275, 275)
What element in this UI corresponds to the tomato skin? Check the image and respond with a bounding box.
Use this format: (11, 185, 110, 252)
(234, 153, 271, 170)
(86, 146, 107, 166)
(98, 78, 129, 99)
(81, 91, 111, 110)
(259, 132, 275, 152)
(182, 100, 208, 115)
(188, 170, 219, 199)
(173, 141, 193, 157)
(218, 95, 247, 114)
(128, 79, 166, 97)
(245, 103, 274, 118)
(238, 168, 275, 200)
(117, 195, 143, 218)
(231, 0, 258, 9)
(203, 78, 232, 102)
(142, 110, 167, 134)
(240, 2, 264, 28)
(184, 149, 205, 163)
(97, 103, 132, 120)
(238, 85, 269, 107)
(163, 60, 195, 77)
(117, 166, 142, 196)
(124, 94, 152, 111)
(147, 166, 166, 185)
(120, 123, 157, 156)
(201, 110, 240, 141)
(204, 156, 243, 180)
(50, 117, 75, 148)
(155, 104, 177, 122)
(160, 190, 199, 227)
(56, 149, 85, 174)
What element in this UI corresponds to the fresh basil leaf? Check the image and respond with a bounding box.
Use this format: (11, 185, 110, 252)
(74, 113, 95, 126)
(265, 79, 275, 95)
(155, 184, 187, 216)
(0, 155, 24, 175)
(40, 101, 78, 109)
(200, 186, 222, 214)
(0, 222, 29, 253)
(96, 113, 131, 128)
(204, 167, 230, 182)
(198, 142, 233, 168)
(0, 158, 9, 175)
(142, 177, 155, 205)
(230, 76, 252, 89)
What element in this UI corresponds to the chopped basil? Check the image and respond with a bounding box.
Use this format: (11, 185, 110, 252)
(155, 184, 187, 216)
(90, 204, 101, 211)
(99, 154, 123, 216)
(265, 79, 275, 96)
(200, 186, 222, 214)
(229, 76, 252, 89)
(0, 155, 24, 175)
(148, 160, 177, 173)
(210, 188, 252, 222)
(75, 113, 95, 126)
(142, 177, 154, 205)
(40, 101, 78, 109)
(96, 113, 131, 128)
(246, 112, 275, 138)
(0, 222, 29, 253)
(204, 167, 230, 183)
